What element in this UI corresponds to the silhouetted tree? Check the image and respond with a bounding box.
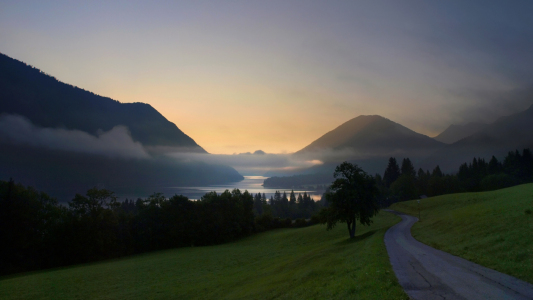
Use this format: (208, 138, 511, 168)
(383, 157, 401, 187)
(432, 165, 443, 178)
(253, 193, 263, 215)
(400, 158, 416, 177)
(289, 190, 297, 218)
(416, 168, 429, 196)
(67, 188, 120, 261)
(281, 191, 289, 216)
(487, 156, 502, 175)
(320, 162, 380, 238)
(428, 166, 445, 196)
(0, 179, 63, 275)
(390, 174, 417, 201)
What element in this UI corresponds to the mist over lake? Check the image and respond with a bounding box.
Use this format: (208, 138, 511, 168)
(106, 176, 324, 202)
(3, 2, 533, 299)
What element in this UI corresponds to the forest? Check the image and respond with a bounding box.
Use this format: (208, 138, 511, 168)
(2, 148, 532, 277)
(0, 181, 323, 276)
(376, 148, 533, 205)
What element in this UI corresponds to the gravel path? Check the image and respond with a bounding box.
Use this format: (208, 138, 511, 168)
(384, 210, 533, 300)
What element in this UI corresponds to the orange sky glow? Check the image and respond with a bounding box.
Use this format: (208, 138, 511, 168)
(2, 1, 532, 154)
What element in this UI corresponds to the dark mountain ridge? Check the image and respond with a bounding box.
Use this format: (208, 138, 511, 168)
(0, 142, 241, 202)
(0, 52, 205, 152)
(433, 122, 487, 144)
(421, 103, 533, 172)
(0, 53, 245, 200)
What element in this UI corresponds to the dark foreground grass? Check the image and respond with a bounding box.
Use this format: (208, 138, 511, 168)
(0, 212, 407, 300)
(392, 183, 533, 283)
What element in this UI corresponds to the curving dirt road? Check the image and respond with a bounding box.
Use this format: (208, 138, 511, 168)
(384, 210, 533, 300)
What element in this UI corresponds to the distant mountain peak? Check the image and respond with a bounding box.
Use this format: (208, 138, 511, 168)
(422, 103, 533, 172)
(433, 122, 487, 144)
(295, 114, 444, 160)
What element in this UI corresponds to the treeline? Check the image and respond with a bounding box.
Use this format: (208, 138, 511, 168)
(262, 173, 332, 189)
(377, 148, 533, 204)
(0, 181, 318, 277)
(252, 190, 324, 220)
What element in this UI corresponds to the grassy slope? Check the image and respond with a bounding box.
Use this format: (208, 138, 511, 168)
(0, 212, 408, 300)
(391, 183, 533, 283)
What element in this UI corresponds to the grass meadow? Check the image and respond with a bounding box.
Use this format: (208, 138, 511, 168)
(0, 211, 408, 300)
(392, 183, 533, 283)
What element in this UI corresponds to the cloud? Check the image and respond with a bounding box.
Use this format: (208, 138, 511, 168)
(164, 150, 325, 175)
(162, 146, 411, 176)
(0, 114, 149, 159)
(162, 142, 437, 176)
(236, 150, 266, 155)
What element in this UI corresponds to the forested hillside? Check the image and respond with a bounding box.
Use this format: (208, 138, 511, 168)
(0, 53, 205, 151)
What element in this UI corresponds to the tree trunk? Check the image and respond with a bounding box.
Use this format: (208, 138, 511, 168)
(347, 217, 356, 238)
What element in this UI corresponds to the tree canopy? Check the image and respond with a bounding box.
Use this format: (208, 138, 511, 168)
(321, 162, 380, 238)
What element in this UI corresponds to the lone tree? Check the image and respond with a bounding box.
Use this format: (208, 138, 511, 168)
(321, 162, 380, 238)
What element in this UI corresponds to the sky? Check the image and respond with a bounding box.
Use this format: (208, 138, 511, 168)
(1, 0, 533, 154)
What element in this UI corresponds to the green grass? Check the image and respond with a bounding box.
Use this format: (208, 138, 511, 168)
(391, 183, 533, 283)
(0, 212, 408, 300)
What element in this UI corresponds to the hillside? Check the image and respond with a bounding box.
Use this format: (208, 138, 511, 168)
(391, 183, 533, 284)
(0, 53, 205, 152)
(0, 142, 242, 201)
(432, 122, 487, 144)
(0, 53, 243, 199)
(296, 115, 444, 160)
(0, 212, 406, 299)
(421, 103, 533, 172)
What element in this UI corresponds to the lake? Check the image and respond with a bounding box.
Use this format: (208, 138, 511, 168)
(113, 176, 325, 201)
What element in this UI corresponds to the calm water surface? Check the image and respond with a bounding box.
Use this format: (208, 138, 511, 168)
(114, 176, 324, 201)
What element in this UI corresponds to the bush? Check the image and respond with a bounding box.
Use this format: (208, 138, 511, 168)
(294, 218, 307, 227)
(310, 214, 320, 225)
(255, 213, 274, 232)
(480, 173, 515, 191)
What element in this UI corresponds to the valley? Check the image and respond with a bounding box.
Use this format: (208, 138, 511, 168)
(2, 3, 533, 298)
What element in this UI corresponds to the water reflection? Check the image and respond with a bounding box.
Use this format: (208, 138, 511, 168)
(114, 176, 324, 201)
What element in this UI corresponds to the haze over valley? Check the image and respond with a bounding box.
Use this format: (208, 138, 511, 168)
(2, 50, 533, 199)
(3, 2, 533, 299)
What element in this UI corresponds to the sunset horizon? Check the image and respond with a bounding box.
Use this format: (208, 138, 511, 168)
(3, 1, 532, 154)
(2, 2, 533, 299)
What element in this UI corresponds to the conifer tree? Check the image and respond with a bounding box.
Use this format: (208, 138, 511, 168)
(289, 190, 296, 205)
(383, 157, 401, 187)
(400, 158, 416, 177)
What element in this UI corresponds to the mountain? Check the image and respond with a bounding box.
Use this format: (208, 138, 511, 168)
(421, 103, 533, 173)
(0, 53, 205, 152)
(296, 115, 445, 162)
(267, 115, 447, 182)
(0, 142, 242, 202)
(433, 122, 487, 144)
(0, 53, 243, 200)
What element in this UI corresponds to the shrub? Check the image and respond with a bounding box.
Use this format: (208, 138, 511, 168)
(480, 173, 515, 191)
(295, 218, 307, 227)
